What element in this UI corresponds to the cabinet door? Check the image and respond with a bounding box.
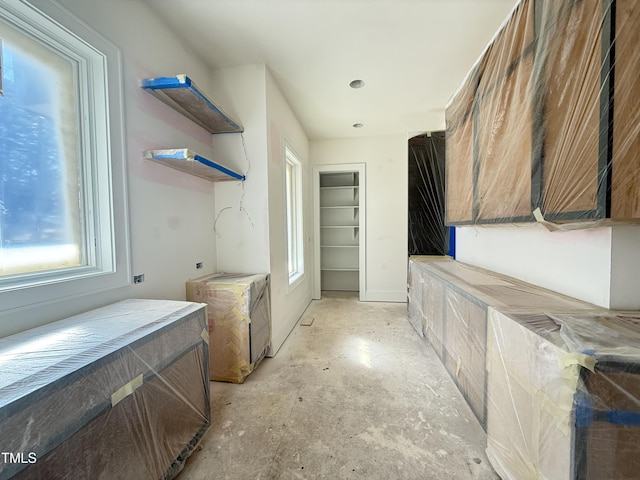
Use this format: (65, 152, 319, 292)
(444, 288, 487, 427)
(537, 0, 604, 220)
(475, 0, 534, 223)
(475, 53, 534, 222)
(445, 71, 476, 225)
(445, 0, 535, 225)
(611, 0, 640, 220)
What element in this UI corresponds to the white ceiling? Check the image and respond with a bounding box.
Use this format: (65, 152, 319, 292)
(144, 0, 518, 140)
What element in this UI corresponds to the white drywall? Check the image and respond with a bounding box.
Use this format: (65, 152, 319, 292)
(0, 0, 222, 337)
(209, 64, 313, 355)
(265, 68, 313, 355)
(311, 136, 408, 302)
(455, 224, 615, 308)
(610, 225, 640, 310)
(210, 64, 271, 274)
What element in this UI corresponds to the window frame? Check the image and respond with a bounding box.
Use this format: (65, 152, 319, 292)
(0, 0, 130, 314)
(284, 144, 304, 289)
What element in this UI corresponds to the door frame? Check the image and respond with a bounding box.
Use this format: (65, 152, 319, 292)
(313, 163, 366, 301)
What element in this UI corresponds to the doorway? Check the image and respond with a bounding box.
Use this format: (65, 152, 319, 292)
(313, 164, 366, 300)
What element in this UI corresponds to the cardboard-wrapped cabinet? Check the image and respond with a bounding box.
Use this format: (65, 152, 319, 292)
(186, 273, 271, 383)
(0, 299, 210, 480)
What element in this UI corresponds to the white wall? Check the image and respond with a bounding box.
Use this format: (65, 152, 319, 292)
(265, 69, 313, 355)
(210, 64, 270, 274)
(456, 223, 640, 310)
(1, 2, 315, 355)
(209, 65, 312, 355)
(610, 226, 640, 310)
(0, 0, 223, 338)
(456, 224, 612, 307)
(311, 135, 408, 302)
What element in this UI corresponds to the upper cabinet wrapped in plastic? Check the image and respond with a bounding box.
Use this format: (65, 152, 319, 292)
(445, 0, 640, 226)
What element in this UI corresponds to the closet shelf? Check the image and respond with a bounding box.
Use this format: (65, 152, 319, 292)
(320, 185, 359, 191)
(141, 74, 243, 134)
(144, 149, 245, 182)
(320, 206, 359, 209)
(321, 267, 359, 272)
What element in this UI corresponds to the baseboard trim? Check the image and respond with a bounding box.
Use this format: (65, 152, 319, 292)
(364, 290, 407, 303)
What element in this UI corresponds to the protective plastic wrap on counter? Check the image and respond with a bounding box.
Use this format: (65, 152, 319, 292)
(186, 273, 271, 383)
(0, 299, 211, 480)
(487, 310, 640, 480)
(409, 257, 640, 478)
(408, 257, 599, 428)
(445, 0, 640, 226)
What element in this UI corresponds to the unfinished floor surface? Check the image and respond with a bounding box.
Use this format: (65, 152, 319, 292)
(178, 292, 497, 480)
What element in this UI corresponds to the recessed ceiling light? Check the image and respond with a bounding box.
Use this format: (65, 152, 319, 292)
(349, 79, 365, 89)
(353, 123, 364, 128)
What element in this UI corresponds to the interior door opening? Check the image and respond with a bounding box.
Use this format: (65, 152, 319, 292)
(313, 164, 366, 301)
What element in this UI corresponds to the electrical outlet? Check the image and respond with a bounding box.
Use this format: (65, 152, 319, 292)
(196, 262, 203, 269)
(133, 274, 145, 284)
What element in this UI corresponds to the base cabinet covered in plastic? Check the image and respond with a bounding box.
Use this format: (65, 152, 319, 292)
(408, 258, 640, 478)
(0, 299, 210, 480)
(487, 310, 640, 480)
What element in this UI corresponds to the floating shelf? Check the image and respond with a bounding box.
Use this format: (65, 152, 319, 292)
(141, 74, 243, 134)
(144, 149, 245, 182)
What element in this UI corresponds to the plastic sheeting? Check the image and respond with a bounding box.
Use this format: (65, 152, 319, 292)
(445, 0, 640, 227)
(408, 258, 640, 478)
(186, 273, 271, 384)
(408, 133, 449, 255)
(408, 257, 599, 428)
(0, 299, 210, 480)
(487, 310, 640, 480)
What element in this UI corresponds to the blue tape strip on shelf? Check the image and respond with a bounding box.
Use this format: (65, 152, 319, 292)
(141, 75, 243, 133)
(141, 76, 190, 89)
(184, 84, 242, 132)
(194, 154, 245, 180)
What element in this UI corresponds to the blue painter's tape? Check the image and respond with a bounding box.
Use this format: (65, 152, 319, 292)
(141, 75, 243, 132)
(141, 75, 190, 89)
(448, 226, 456, 258)
(183, 84, 242, 132)
(193, 154, 245, 181)
(574, 391, 594, 428)
(606, 411, 640, 426)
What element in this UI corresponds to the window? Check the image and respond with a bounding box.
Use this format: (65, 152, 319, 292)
(285, 146, 303, 286)
(0, 0, 129, 313)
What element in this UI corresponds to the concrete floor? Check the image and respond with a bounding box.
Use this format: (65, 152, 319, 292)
(178, 291, 498, 480)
